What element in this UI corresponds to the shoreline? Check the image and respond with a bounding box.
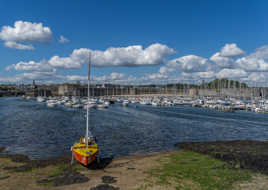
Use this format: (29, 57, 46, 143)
(1, 140, 268, 189)
(1, 140, 268, 173)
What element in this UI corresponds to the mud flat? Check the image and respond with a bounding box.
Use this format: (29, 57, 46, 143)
(1, 141, 268, 190)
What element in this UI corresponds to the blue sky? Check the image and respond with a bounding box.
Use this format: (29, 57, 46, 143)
(1, 0, 268, 85)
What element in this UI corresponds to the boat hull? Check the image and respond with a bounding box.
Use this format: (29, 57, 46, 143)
(72, 150, 97, 166)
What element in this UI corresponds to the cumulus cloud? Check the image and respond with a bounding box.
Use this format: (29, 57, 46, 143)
(0, 70, 60, 83)
(4, 41, 34, 50)
(0, 21, 52, 50)
(217, 69, 247, 79)
(194, 71, 215, 79)
(20, 71, 57, 80)
(148, 73, 168, 80)
(67, 72, 125, 83)
(248, 45, 268, 59)
(66, 75, 87, 81)
(7, 42, 268, 84)
(6, 60, 54, 72)
(235, 45, 268, 72)
(243, 72, 268, 83)
(110, 72, 125, 80)
(236, 57, 268, 72)
(0, 21, 52, 42)
(0, 76, 21, 83)
(210, 52, 234, 68)
(159, 66, 175, 74)
(58, 35, 69, 43)
(220, 43, 245, 57)
(167, 55, 208, 73)
(48, 43, 175, 69)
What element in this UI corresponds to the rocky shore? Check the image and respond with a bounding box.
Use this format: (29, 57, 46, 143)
(176, 140, 268, 174)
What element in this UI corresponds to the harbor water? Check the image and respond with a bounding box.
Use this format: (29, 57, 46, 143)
(1, 97, 268, 159)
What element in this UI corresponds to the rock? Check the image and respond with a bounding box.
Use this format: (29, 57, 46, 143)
(102, 176, 117, 184)
(0, 147, 5, 153)
(0, 176, 10, 180)
(37, 167, 89, 186)
(90, 184, 120, 190)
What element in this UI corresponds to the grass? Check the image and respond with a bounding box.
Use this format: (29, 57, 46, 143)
(143, 151, 252, 190)
(38, 164, 70, 187)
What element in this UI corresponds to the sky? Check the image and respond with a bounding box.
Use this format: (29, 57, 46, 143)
(0, 0, 268, 85)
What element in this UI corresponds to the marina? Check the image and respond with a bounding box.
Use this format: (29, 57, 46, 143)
(1, 96, 268, 160)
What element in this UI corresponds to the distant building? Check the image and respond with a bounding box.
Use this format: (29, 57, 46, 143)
(58, 83, 85, 96)
(189, 88, 198, 97)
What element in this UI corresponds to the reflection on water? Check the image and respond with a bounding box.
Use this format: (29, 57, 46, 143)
(1, 97, 268, 159)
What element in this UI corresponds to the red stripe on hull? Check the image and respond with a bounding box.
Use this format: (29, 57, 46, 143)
(73, 151, 97, 166)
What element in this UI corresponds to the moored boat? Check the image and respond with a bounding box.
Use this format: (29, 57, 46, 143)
(71, 52, 99, 166)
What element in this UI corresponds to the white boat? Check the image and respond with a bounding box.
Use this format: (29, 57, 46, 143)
(96, 103, 108, 109)
(72, 104, 83, 108)
(122, 100, 129, 106)
(37, 96, 45, 102)
(152, 101, 159, 106)
(46, 99, 57, 107)
(64, 102, 73, 107)
(140, 100, 149, 105)
(47, 102, 57, 107)
(84, 104, 96, 109)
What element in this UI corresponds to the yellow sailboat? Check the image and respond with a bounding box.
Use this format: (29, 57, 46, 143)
(71, 52, 99, 166)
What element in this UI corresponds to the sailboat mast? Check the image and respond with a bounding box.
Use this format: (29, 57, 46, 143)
(86, 52, 91, 150)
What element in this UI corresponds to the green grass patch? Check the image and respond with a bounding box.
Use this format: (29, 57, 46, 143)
(39, 181, 55, 187)
(146, 151, 252, 190)
(48, 164, 68, 177)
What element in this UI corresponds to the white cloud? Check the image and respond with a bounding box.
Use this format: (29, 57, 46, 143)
(159, 66, 175, 74)
(210, 52, 234, 68)
(20, 71, 57, 80)
(4, 41, 34, 50)
(236, 57, 268, 72)
(243, 72, 268, 83)
(0, 76, 21, 83)
(217, 69, 247, 79)
(148, 73, 168, 80)
(110, 72, 125, 80)
(233, 45, 268, 72)
(66, 75, 87, 81)
(167, 55, 208, 73)
(194, 71, 215, 79)
(67, 72, 125, 83)
(0, 21, 52, 42)
(220, 43, 245, 57)
(48, 54, 82, 69)
(48, 43, 175, 68)
(8, 42, 268, 84)
(58, 35, 69, 43)
(0, 70, 60, 83)
(0, 21, 52, 50)
(249, 45, 268, 59)
(6, 60, 54, 72)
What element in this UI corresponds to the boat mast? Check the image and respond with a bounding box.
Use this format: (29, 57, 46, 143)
(86, 52, 91, 150)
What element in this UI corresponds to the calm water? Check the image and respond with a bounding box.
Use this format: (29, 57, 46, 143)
(1, 97, 268, 159)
